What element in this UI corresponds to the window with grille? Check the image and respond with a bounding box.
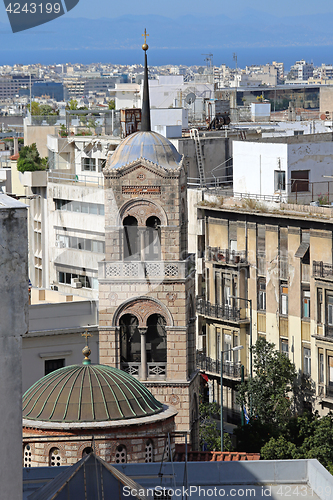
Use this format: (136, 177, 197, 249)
(115, 445, 127, 463)
(49, 448, 61, 466)
(145, 440, 154, 463)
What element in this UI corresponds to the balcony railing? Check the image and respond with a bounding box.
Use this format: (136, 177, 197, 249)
(120, 362, 166, 380)
(206, 247, 247, 266)
(313, 261, 333, 279)
(196, 350, 242, 378)
(99, 259, 192, 280)
(196, 296, 243, 322)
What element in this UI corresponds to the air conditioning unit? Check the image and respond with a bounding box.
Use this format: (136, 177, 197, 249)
(71, 278, 82, 288)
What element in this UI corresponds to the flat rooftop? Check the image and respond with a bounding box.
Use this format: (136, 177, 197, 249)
(23, 459, 333, 500)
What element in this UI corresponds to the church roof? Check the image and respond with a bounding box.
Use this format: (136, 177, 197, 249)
(22, 363, 163, 423)
(107, 131, 182, 171)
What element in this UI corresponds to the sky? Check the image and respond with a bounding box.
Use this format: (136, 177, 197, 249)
(56, 0, 333, 19)
(2, 0, 333, 25)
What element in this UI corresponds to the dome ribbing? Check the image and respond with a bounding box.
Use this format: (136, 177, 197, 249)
(22, 364, 163, 423)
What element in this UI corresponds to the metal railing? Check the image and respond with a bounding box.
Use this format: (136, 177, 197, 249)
(48, 170, 104, 187)
(206, 247, 247, 265)
(313, 261, 333, 279)
(196, 350, 242, 378)
(196, 296, 242, 322)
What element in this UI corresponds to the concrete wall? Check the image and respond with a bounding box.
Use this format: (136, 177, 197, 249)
(233, 141, 288, 196)
(0, 194, 28, 500)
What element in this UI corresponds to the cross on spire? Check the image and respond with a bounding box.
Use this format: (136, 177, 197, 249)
(82, 329, 92, 345)
(142, 29, 149, 45)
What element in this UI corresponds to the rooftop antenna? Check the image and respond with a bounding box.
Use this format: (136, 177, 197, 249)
(202, 53, 214, 82)
(141, 28, 151, 132)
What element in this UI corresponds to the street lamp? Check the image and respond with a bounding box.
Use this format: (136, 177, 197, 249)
(220, 344, 244, 452)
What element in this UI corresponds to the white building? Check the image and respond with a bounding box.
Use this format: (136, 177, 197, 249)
(23, 287, 99, 393)
(233, 133, 333, 202)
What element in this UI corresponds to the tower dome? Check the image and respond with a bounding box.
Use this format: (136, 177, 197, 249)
(106, 131, 182, 170)
(22, 363, 163, 423)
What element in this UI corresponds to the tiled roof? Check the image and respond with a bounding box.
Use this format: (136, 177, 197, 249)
(174, 451, 260, 462)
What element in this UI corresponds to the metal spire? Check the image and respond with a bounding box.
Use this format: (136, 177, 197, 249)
(141, 29, 151, 132)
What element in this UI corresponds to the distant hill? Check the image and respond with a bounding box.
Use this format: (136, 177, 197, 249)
(1, 11, 333, 52)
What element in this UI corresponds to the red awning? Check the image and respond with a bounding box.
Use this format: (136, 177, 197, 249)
(200, 373, 209, 382)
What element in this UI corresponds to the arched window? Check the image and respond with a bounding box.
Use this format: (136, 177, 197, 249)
(146, 314, 167, 363)
(82, 447, 93, 457)
(23, 444, 32, 467)
(120, 314, 140, 363)
(145, 440, 154, 463)
(49, 447, 61, 467)
(123, 215, 139, 260)
(115, 445, 127, 463)
(144, 216, 161, 260)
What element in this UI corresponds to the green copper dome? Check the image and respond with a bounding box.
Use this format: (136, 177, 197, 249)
(22, 364, 163, 423)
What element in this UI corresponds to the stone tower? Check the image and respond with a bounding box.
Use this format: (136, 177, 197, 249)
(98, 38, 199, 447)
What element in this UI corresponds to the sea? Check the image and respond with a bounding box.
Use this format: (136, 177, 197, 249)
(2, 45, 333, 69)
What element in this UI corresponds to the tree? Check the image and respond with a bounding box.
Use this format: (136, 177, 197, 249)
(66, 99, 78, 110)
(237, 338, 297, 429)
(260, 412, 333, 474)
(199, 402, 233, 452)
(108, 99, 115, 110)
(17, 143, 47, 173)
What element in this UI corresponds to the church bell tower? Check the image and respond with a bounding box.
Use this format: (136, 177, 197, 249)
(98, 33, 199, 447)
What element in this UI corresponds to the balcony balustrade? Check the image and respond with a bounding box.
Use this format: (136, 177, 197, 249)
(313, 261, 333, 279)
(196, 350, 242, 378)
(99, 259, 193, 281)
(196, 296, 245, 322)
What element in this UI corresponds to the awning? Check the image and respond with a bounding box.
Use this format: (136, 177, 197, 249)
(295, 242, 309, 258)
(201, 373, 209, 382)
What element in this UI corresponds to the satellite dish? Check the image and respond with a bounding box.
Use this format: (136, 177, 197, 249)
(95, 127, 102, 135)
(185, 93, 196, 105)
(321, 114, 328, 121)
(198, 67, 204, 74)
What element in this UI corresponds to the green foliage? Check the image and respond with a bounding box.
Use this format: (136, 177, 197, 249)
(66, 99, 78, 110)
(318, 193, 329, 206)
(237, 338, 297, 429)
(199, 402, 233, 452)
(28, 102, 58, 116)
(108, 99, 115, 110)
(260, 412, 333, 473)
(17, 143, 47, 172)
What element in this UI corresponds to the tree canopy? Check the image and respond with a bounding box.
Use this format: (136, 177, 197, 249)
(17, 143, 47, 173)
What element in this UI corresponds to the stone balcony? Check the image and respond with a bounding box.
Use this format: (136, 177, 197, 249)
(121, 362, 166, 380)
(99, 259, 193, 281)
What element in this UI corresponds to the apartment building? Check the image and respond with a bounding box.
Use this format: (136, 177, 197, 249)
(195, 196, 333, 421)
